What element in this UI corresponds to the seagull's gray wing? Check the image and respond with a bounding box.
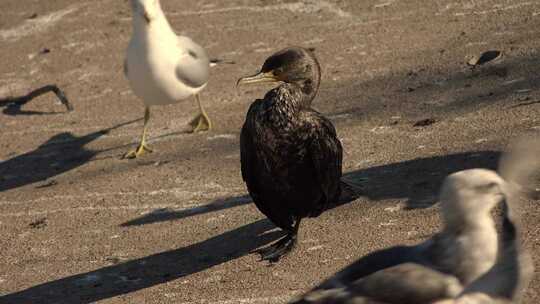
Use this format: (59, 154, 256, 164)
(175, 36, 210, 88)
(291, 263, 462, 304)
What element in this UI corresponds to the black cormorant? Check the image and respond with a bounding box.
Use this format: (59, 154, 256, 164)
(237, 47, 344, 262)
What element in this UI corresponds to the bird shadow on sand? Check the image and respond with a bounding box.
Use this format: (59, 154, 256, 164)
(120, 150, 501, 229)
(0, 85, 73, 116)
(0, 218, 283, 304)
(0, 118, 141, 192)
(120, 195, 252, 227)
(340, 150, 501, 209)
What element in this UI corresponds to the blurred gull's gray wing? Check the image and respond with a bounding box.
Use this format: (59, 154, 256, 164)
(351, 263, 463, 303)
(291, 263, 462, 304)
(290, 288, 384, 304)
(290, 244, 436, 304)
(314, 244, 427, 291)
(175, 36, 210, 88)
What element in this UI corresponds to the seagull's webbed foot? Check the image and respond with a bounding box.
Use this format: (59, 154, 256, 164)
(189, 94, 212, 133)
(124, 106, 152, 159)
(123, 143, 153, 159)
(188, 111, 212, 133)
(256, 233, 297, 263)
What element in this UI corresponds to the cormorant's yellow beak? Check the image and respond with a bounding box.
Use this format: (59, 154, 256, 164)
(236, 71, 279, 88)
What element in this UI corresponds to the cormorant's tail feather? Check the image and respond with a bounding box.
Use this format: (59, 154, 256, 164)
(210, 58, 236, 67)
(325, 178, 363, 210)
(332, 178, 363, 208)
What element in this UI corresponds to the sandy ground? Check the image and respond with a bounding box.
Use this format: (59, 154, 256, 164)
(1, 0, 540, 303)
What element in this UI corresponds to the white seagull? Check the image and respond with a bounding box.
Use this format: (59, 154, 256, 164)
(124, 0, 212, 158)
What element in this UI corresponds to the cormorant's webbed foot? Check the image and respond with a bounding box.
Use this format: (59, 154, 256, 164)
(256, 233, 297, 263)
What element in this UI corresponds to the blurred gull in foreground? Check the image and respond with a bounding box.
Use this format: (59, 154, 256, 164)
(290, 169, 506, 304)
(124, 0, 212, 158)
(290, 136, 540, 304)
(292, 192, 532, 304)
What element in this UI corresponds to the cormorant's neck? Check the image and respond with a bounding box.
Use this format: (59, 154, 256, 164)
(296, 77, 320, 106)
(270, 77, 320, 111)
(301, 57, 322, 106)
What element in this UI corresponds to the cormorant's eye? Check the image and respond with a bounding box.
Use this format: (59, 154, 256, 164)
(273, 67, 283, 75)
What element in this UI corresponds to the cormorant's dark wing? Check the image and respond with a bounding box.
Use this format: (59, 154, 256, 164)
(308, 114, 343, 210)
(240, 122, 255, 186)
(240, 100, 263, 201)
(240, 99, 295, 230)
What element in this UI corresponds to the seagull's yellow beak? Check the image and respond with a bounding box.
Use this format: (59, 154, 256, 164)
(236, 71, 279, 88)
